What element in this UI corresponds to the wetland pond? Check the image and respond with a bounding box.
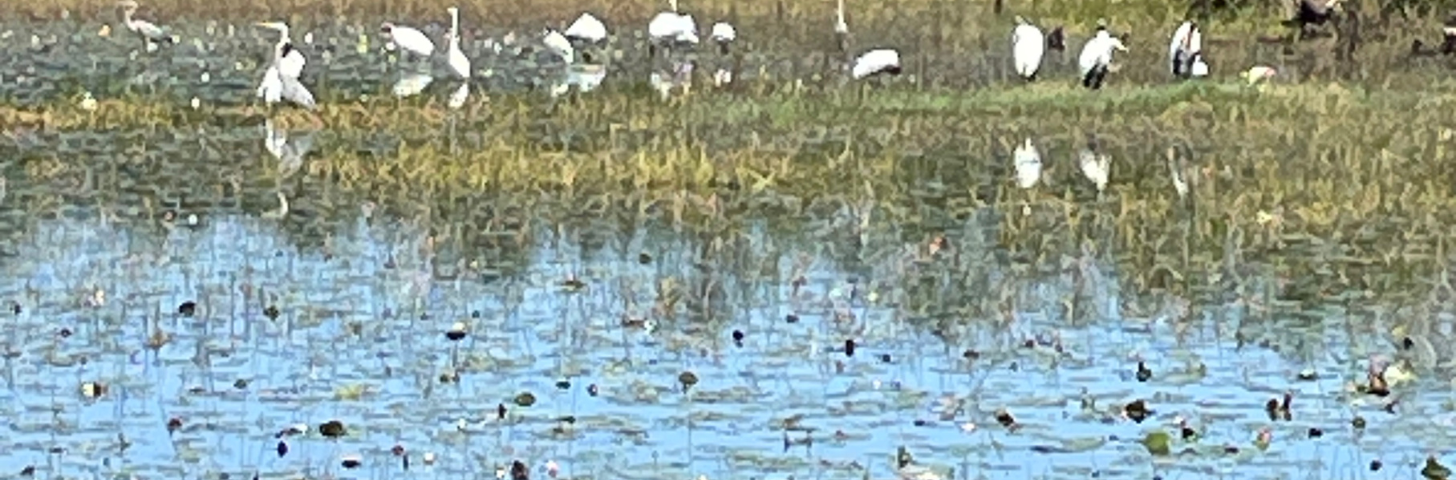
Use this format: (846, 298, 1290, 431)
(2, 15, 1456, 480)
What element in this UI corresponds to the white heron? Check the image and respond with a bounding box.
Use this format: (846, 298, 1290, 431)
(564, 12, 608, 43)
(380, 22, 436, 58)
(116, 0, 176, 49)
(1078, 140, 1110, 192)
(1078, 24, 1127, 90)
(1169, 21, 1203, 78)
(542, 29, 576, 64)
(1241, 65, 1276, 85)
(255, 22, 316, 110)
(446, 7, 470, 79)
(1011, 15, 1046, 81)
(1013, 138, 1042, 189)
(836, 0, 901, 80)
(648, 0, 699, 57)
(851, 49, 902, 79)
(710, 22, 736, 54)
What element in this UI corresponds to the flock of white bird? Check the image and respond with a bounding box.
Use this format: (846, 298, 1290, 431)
(112, 0, 1282, 112)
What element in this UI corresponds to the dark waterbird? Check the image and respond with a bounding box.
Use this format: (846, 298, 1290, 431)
(1282, 0, 1342, 37)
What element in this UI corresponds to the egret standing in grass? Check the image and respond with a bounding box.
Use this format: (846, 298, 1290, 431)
(256, 22, 316, 110)
(1078, 22, 1127, 90)
(648, 0, 698, 58)
(1011, 16, 1046, 81)
(710, 22, 736, 85)
(542, 29, 577, 64)
(835, 0, 901, 80)
(116, 0, 176, 51)
(1013, 139, 1042, 189)
(446, 7, 470, 79)
(380, 22, 435, 65)
(564, 12, 608, 43)
(1169, 20, 1203, 79)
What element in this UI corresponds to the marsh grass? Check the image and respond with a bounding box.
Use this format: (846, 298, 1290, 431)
(8, 75, 1456, 306)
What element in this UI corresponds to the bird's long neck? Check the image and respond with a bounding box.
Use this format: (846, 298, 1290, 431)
(121, 8, 135, 26)
(669, 0, 679, 13)
(450, 11, 460, 38)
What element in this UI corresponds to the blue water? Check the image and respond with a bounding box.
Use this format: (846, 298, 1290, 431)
(0, 206, 1445, 480)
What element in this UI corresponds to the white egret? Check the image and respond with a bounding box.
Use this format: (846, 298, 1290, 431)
(1078, 141, 1110, 192)
(116, 0, 176, 49)
(710, 22, 736, 54)
(552, 64, 608, 98)
(648, 0, 698, 57)
(1169, 21, 1202, 78)
(542, 29, 576, 64)
(835, 0, 901, 80)
(380, 22, 436, 58)
(1240, 65, 1276, 85)
(446, 7, 470, 79)
(1011, 16, 1045, 81)
(1013, 138, 1041, 189)
(1078, 24, 1127, 90)
(256, 22, 316, 110)
(851, 49, 902, 79)
(564, 12, 608, 43)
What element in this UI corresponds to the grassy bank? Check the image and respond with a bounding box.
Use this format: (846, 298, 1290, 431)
(7, 79, 1456, 307)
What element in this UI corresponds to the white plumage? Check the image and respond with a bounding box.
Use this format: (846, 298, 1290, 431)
(381, 22, 436, 57)
(1011, 16, 1045, 81)
(564, 12, 608, 42)
(1078, 29, 1126, 90)
(1013, 139, 1042, 189)
(1168, 21, 1202, 78)
(649, 12, 699, 44)
(542, 29, 576, 63)
(1079, 148, 1110, 192)
(711, 22, 736, 42)
(256, 22, 316, 110)
(446, 7, 470, 78)
(851, 49, 902, 79)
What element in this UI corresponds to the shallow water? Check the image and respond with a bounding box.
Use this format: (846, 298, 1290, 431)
(0, 184, 1447, 480)
(3, 14, 1456, 480)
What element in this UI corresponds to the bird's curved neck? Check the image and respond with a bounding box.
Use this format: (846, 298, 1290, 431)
(669, 0, 679, 13)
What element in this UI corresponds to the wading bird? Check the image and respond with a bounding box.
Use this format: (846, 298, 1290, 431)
(380, 22, 436, 59)
(116, 0, 176, 49)
(1011, 16, 1046, 81)
(256, 22, 316, 110)
(564, 12, 608, 43)
(1169, 20, 1203, 78)
(710, 22, 736, 55)
(1013, 138, 1042, 189)
(648, 0, 698, 58)
(851, 49, 902, 79)
(1078, 23, 1127, 90)
(542, 29, 576, 64)
(836, 0, 901, 79)
(446, 7, 470, 79)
